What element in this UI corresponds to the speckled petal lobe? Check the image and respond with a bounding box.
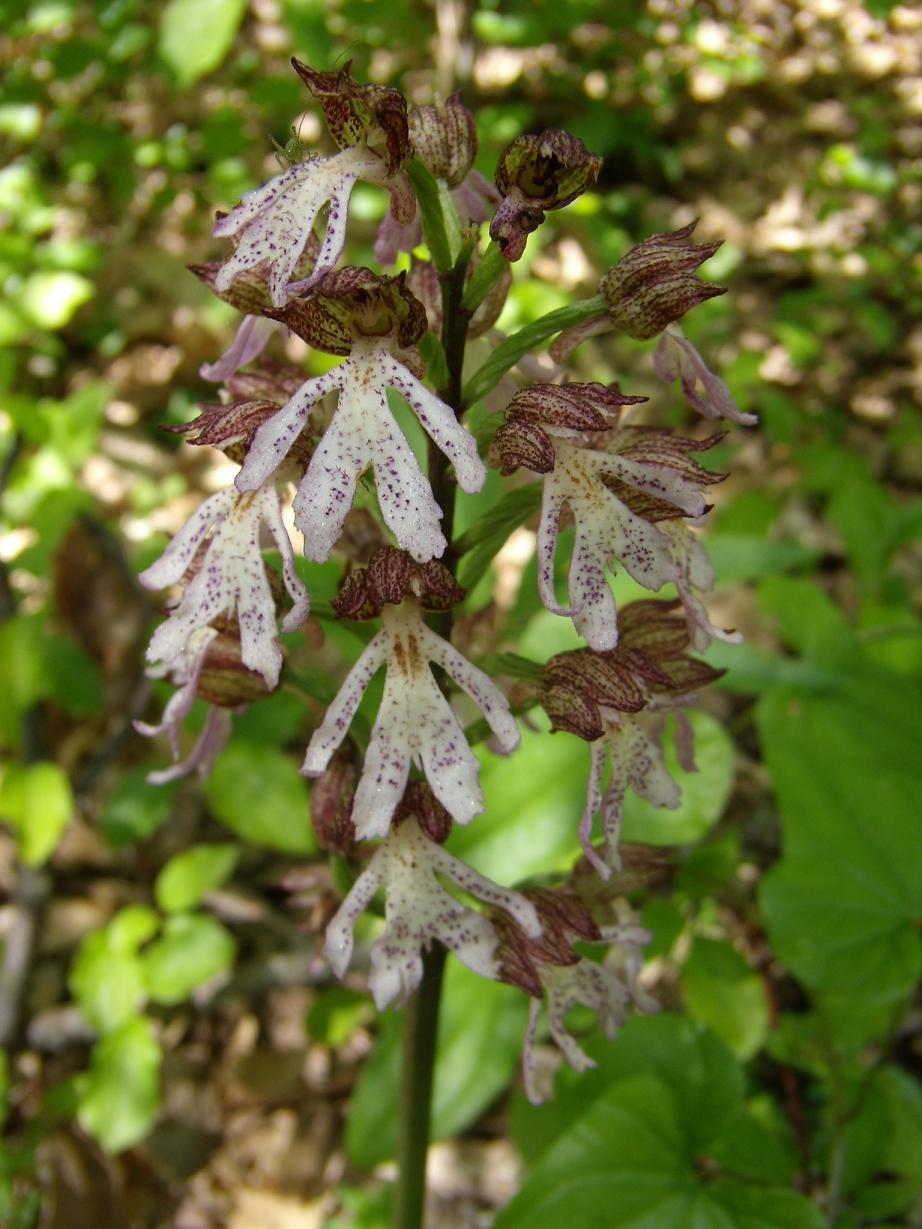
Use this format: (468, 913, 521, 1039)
(236, 367, 342, 493)
(323, 851, 387, 977)
(429, 844, 542, 938)
(139, 488, 237, 593)
(285, 178, 354, 295)
(213, 163, 308, 237)
(144, 488, 291, 689)
(593, 450, 708, 519)
(212, 147, 393, 308)
(579, 738, 610, 879)
(416, 698, 483, 826)
(421, 625, 521, 753)
(598, 716, 680, 865)
(293, 364, 446, 563)
(569, 517, 619, 652)
(382, 355, 487, 494)
(260, 487, 310, 632)
(302, 631, 389, 775)
(351, 678, 414, 839)
(535, 479, 572, 618)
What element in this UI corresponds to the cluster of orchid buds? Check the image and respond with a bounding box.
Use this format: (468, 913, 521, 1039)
(137, 59, 754, 1103)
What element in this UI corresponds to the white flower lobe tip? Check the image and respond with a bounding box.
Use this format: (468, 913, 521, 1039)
(654, 328, 757, 426)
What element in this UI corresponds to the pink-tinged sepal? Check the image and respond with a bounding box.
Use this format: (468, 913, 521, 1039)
(135, 626, 242, 785)
(654, 327, 757, 425)
(199, 315, 278, 384)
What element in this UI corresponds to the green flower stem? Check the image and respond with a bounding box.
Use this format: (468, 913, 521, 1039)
(393, 245, 473, 1229)
(460, 239, 506, 315)
(393, 944, 447, 1229)
(462, 294, 605, 406)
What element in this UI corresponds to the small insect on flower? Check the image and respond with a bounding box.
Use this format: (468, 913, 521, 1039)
(269, 120, 316, 169)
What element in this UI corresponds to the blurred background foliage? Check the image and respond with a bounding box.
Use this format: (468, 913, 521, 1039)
(0, 0, 921, 1226)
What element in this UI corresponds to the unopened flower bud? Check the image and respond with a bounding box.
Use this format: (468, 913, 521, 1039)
(394, 780, 453, 844)
(491, 129, 601, 261)
(332, 546, 466, 621)
(492, 382, 646, 476)
(310, 744, 359, 855)
(492, 418, 556, 476)
(599, 221, 726, 340)
(493, 887, 603, 996)
(409, 92, 477, 187)
(291, 58, 411, 176)
(195, 625, 277, 707)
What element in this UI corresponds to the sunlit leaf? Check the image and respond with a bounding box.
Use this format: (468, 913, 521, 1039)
(154, 843, 240, 913)
(206, 740, 317, 854)
(0, 761, 73, 866)
(77, 1018, 161, 1153)
(158, 0, 247, 86)
(142, 912, 236, 1004)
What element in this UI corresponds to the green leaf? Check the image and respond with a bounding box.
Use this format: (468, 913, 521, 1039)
(77, 1018, 161, 1153)
(142, 912, 236, 1004)
(498, 1076, 688, 1229)
(206, 740, 317, 854)
(681, 938, 770, 1059)
(0, 761, 72, 865)
(758, 675, 922, 1019)
(154, 843, 240, 913)
(877, 1066, 922, 1181)
(454, 483, 542, 591)
(306, 987, 374, 1048)
(705, 535, 821, 584)
(0, 616, 52, 748)
(757, 576, 855, 665)
(449, 717, 583, 883)
(418, 331, 449, 390)
(462, 296, 605, 406)
(499, 1073, 824, 1229)
(45, 635, 103, 717)
(472, 651, 545, 682)
(100, 769, 175, 847)
(511, 1014, 744, 1165)
(70, 911, 156, 1034)
(404, 159, 452, 274)
(345, 963, 528, 1168)
(158, 0, 247, 86)
(621, 711, 735, 846)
